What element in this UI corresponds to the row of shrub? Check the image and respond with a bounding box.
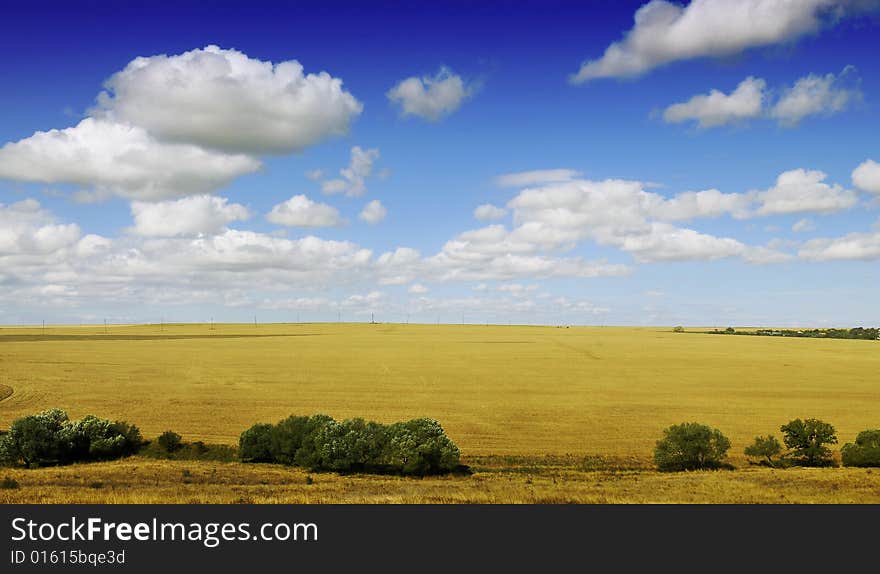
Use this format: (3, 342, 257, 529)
(0, 409, 143, 468)
(239, 415, 463, 476)
(0, 409, 464, 476)
(654, 418, 880, 471)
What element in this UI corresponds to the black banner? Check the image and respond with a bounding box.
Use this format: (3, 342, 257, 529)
(1, 504, 876, 571)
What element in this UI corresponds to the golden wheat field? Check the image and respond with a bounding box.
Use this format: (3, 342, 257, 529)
(1, 322, 879, 503)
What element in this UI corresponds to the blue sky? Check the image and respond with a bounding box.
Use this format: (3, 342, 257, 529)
(0, 0, 878, 326)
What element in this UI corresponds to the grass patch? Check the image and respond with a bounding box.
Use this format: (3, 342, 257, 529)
(139, 440, 237, 462)
(1, 476, 19, 489)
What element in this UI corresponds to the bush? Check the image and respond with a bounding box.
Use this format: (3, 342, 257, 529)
(157, 431, 183, 454)
(841, 430, 880, 467)
(314, 418, 389, 473)
(654, 422, 731, 471)
(0, 409, 141, 468)
(239, 414, 462, 475)
(1, 476, 19, 489)
(744, 435, 783, 467)
(140, 438, 236, 462)
(780, 418, 837, 467)
(63, 415, 142, 462)
(383, 418, 461, 475)
(672, 326, 685, 333)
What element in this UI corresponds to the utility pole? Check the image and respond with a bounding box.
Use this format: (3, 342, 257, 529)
(104, 319, 108, 334)
(371, 312, 375, 324)
(42, 319, 45, 336)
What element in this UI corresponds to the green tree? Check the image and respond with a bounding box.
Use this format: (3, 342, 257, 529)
(0, 409, 69, 468)
(238, 423, 274, 462)
(653, 422, 731, 472)
(841, 430, 880, 467)
(744, 435, 782, 467)
(780, 418, 837, 467)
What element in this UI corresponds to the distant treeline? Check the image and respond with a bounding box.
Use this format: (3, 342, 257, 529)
(705, 327, 879, 340)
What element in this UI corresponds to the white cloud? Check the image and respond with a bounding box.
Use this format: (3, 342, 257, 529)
(0, 118, 260, 201)
(570, 0, 873, 82)
(94, 45, 362, 154)
(359, 199, 387, 225)
(753, 169, 858, 216)
(130, 195, 250, 237)
(474, 204, 508, 221)
(321, 146, 380, 197)
(496, 283, 539, 298)
(0, 199, 82, 256)
(408, 283, 429, 294)
(648, 188, 753, 220)
(305, 169, 324, 181)
(376, 247, 421, 285)
(770, 67, 861, 126)
(267, 194, 345, 228)
(792, 218, 815, 233)
(852, 159, 880, 194)
(387, 67, 474, 121)
(799, 229, 880, 261)
(494, 169, 581, 188)
(426, 223, 631, 280)
(662, 77, 766, 128)
(505, 177, 791, 262)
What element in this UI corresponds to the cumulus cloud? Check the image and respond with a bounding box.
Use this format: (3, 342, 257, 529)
(387, 67, 475, 120)
(770, 66, 861, 126)
(94, 45, 362, 154)
(359, 199, 387, 225)
(570, 0, 875, 82)
(662, 77, 766, 128)
(267, 194, 345, 228)
(494, 169, 581, 188)
(663, 68, 860, 129)
(426, 223, 631, 280)
(753, 169, 858, 216)
(505, 177, 793, 262)
(0, 118, 260, 201)
(408, 283, 429, 294)
(130, 195, 250, 237)
(852, 159, 880, 194)
(0, 199, 82, 255)
(376, 247, 422, 285)
(321, 146, 380, 197)
(799, 229, 880, 260)
(474, 204, 508, 221)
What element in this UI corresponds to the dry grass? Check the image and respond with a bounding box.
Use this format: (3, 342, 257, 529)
(2, 457, 878, 504)
(1, 322, 878, 503)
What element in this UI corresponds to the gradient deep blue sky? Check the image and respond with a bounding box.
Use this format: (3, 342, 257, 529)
(1, 1, 878, 326)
